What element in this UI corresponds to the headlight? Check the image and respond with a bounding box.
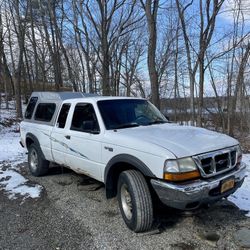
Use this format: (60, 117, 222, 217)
(164, 157, 200, 182)
(164, 157, 197, 173)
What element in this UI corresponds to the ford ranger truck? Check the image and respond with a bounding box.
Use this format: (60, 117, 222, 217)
(20, 92, 247, 232)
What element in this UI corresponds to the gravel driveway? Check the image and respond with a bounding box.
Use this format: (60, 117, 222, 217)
(0, 162, 250, 250)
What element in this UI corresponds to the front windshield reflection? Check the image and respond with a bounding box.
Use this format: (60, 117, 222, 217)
(98, 99, 167, 130)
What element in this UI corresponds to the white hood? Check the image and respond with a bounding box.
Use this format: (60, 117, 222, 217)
(112, 123, 238, 158)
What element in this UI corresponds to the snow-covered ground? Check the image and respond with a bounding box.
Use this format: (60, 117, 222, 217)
(0, 126, 26, 163)
(0, 104, 43, 200)
(228, 154, 250, 217)
(0, 169, 42, 199)
(0, 105, 249, 214)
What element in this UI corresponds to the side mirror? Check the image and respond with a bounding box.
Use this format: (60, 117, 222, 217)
(82, 120, 100, 134)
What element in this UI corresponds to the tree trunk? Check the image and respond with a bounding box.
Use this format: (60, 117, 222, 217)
(144, 0, 160, 108)
(101, 38, 110, 95)
(197, 60, 204, 127)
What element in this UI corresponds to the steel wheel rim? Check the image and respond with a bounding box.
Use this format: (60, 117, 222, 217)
(30, 148, 38, 171)
(120, 183, 133, 220)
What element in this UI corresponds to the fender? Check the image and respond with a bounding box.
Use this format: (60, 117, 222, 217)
(26, 133, 46, 159)
(104, 154, 155, 198)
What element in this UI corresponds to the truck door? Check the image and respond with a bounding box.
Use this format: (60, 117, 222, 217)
(51, 103, 71, 165)
(64, 103, 102, 181)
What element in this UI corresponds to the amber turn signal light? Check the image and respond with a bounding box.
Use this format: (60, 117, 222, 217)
(164, 170, 200, 182)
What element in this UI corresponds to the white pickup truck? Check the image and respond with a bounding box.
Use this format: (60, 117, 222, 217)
(20, 92, 246, 232)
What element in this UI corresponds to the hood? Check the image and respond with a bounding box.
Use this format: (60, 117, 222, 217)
(112, 123, 238, 158)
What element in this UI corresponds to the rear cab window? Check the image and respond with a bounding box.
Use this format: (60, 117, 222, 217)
(34, 103, 56, 122)
(25, 97, 38, 119)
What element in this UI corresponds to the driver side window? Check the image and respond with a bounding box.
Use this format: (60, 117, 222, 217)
(70, 103, 100, 134)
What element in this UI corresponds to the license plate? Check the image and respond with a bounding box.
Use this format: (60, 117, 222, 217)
(221, 179, 235, 193)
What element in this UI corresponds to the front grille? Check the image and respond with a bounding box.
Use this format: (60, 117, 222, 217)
(193, 147, 238, 178)
(201, 157, 213, 174)
(214, 153, 229, 172)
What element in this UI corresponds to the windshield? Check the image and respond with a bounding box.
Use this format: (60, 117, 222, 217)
(97, 99, 167, 130)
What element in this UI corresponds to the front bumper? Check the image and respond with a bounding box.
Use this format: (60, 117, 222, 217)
(151, 162, 247, 210)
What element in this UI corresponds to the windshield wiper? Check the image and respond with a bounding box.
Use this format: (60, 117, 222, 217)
(114, 123, 140, 129)
(148, 120, 167, 125)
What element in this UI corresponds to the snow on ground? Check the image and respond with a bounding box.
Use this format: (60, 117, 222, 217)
(0, 106, 43, 200)
(228, 154, 250, 217)
(0, 169, 42, 199)
(0, 127, 26, 163)
(0, 100, 16, 121)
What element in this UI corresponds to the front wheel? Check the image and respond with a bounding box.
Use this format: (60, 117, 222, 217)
(117, 170, 153, 232)
(28, 144, 49, 176)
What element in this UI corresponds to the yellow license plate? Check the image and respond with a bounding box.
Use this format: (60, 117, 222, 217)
(221, 179, 235, 193)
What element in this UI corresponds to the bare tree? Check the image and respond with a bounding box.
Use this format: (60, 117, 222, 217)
(140, 0, 160, 108)
(8, 0, 30, 118)
(0, 8, 14, 109)
(120, 31, 145, 96)
(176, 0, 225, 126)
(82, 0, 139, 95)
(38, 0, 63, 90)
(176, 0, 196, 124)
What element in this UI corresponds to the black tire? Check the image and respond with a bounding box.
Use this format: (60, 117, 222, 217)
(117, 170, 153, 232)
(28, 144, 49, 176)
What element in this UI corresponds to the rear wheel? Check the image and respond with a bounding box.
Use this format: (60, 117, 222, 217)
(28, 144, 49, 176)
(117, 170, 153, 232)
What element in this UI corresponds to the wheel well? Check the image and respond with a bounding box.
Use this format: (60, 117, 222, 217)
(26, 137, 34, 149)
(25, 133, 47, 161)
(105, 162, 147, 199)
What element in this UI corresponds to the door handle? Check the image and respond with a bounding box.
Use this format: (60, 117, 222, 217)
(65, 135, 71, 140)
